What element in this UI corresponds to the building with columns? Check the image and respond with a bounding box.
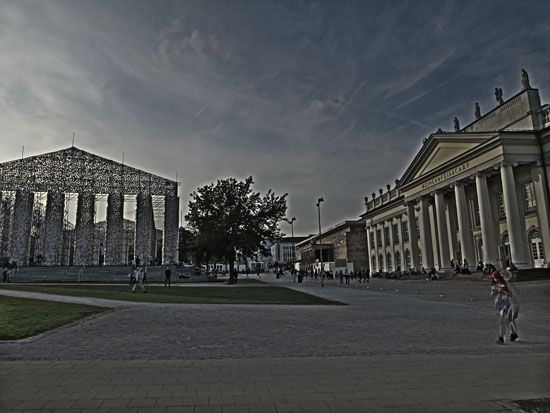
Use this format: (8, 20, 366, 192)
(0, 146, 179, 267)
(364, 74, 550, 273)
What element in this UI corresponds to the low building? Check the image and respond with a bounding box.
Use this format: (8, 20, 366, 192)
(363, 71, 550, 273)
(296, 220, 368, 273)
(270, 236, 309, 267)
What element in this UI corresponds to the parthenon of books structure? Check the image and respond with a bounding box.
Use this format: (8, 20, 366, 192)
(0, 146, 179, 267)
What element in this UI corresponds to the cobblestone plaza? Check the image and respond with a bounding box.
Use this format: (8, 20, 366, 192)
(1, 275, 549, 411)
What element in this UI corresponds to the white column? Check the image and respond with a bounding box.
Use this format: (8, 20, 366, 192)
(454, 182, 475, 268)
(388, 218, 395, 271)
(406, 202, 421, 269)
(105, 193, 124, 265)
(9, 190, 34, 266)
(445, 195, 459, 262)
(163, 194, 179, 264)
(418, 196, 434, 268)
(398, 215, 406, 270)
(366, 223, 372, 272)
(532, 162, 550, 262)
(373, 223, 380, 272)
(135, 192, 153, 265)
(74, 193, 95, 266)
(42, 192, 65, 266)
(475, 172, 498, 265)
(434, 191, 451, 269)
(500, 162, 529, 268)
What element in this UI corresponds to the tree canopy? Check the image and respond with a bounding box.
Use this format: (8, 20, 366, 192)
(185, 177, 287, 272)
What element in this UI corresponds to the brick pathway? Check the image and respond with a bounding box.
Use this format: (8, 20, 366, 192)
(1, 276, 549, 411)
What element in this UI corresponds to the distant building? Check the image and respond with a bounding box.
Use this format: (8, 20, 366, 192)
(270, 236, 309, 266)
(296, 220, 368, 272)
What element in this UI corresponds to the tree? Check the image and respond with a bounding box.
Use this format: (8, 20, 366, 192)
(185, 177, 287, 283)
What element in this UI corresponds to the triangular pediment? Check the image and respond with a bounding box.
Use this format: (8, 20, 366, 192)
(0, 146, 176, 196)
(399, 133, 496, 186)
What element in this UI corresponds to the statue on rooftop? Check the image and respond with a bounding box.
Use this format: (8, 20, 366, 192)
(475, 102, 481, 119)
(521, 69, 530, 89)
(495, 88, 504, 105)
(453, 117, 460, 132)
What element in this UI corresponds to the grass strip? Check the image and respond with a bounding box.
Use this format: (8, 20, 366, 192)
(0, 295, 108, 340)
(0, 284, 343, 305)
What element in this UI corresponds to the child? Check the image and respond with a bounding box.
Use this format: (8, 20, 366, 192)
(490, 271, 519, 344)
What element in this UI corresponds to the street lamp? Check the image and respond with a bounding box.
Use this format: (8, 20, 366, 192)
(285, 217, 296, 282)
(316, 197, 324, 287)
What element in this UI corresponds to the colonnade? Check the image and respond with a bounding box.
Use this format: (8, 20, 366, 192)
(367, 162, 549, 272)
(6, 190, 179, 267)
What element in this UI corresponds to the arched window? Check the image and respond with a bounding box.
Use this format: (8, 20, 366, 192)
(386, 252, 393, 271)
(395, 250, 401, 270)
(529, 229, 544, 267)
(405, 249, 411, 268)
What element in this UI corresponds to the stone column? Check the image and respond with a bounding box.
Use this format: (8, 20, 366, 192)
(434, 191, 451, 269)
(365, 223, 372, 271)
(398, 215, 406, 270)
(445, 194, 459, 262)
(532, 161, 550, 262)
(454, 182, 475, 268)
(9, 190, 34, 266)
(500, 162, 529, 268)
(42, 192, 65, 266)
(163, 194, 179, 264)
(388, 218, 395, 271)
(418, 196, 434, 268)
(105, 193, 124, 265)
(475, 173, 498, 265)
(373, 223, 380, 272)
(406, 202, 421, 269)
(135, 192, 153, 265)
(74, 193, 95, 266)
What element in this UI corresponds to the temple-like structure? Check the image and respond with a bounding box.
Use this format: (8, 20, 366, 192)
(0, 147, 179, 266)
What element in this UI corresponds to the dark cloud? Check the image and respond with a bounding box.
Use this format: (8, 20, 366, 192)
(1, 0, 549, 234)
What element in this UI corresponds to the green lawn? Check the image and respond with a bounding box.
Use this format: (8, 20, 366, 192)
(0, 284, 343, 305)
(0, 296, 108, 340)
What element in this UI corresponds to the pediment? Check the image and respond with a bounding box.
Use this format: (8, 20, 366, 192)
(399, 134, 495, 186)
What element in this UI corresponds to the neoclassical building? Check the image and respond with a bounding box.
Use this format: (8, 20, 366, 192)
(363, 73, 550, 272)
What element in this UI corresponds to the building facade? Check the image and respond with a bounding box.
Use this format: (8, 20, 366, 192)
(271, 236, 309, 266)
(296, 220, 368, 272)
(364, 74, 550, 273)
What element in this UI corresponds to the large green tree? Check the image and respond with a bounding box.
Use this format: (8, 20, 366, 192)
(185, 177, 287, 282)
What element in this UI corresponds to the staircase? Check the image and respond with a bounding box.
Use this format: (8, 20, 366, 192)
(514, 268, 550, 281)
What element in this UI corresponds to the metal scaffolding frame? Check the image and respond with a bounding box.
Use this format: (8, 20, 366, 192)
(0, 146, 179, 266)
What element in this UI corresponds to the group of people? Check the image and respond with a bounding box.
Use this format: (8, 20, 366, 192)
(128, 266, 147, 293)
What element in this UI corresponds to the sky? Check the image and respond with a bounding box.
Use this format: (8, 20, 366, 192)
(1, 0, 549, 236)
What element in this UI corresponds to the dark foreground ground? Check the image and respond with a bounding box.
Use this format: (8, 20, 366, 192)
(1, 275, 549, 412)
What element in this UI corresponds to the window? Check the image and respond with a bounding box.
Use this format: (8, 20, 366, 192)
(369, 231, 375, 245)
(384, 227, 390, 246)
(395, 250, 401, 269)
(371, 255, 376, 269)
(402, 222, 409, 242)
(378, 254, 384, 269)
(523, 182, 537, 213)
(497, 193, 506, 221)
(386, 252, 392, 271)
(405, 249, 411, 268)
(471, 199, 481, 227)
(393, 223, 399, 243)
(529, 229, 544, 260)
(376, 229, 382, 246)
(415, 218, 420, 239)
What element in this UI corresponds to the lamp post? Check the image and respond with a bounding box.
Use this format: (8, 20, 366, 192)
(316, 197, 324, 287)
(285, 217, 296, 282)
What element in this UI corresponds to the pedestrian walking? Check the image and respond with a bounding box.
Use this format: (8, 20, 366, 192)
(132, 267, 147, 293)
(164, 267, 172, 287)
(490, 271, 519, 344)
